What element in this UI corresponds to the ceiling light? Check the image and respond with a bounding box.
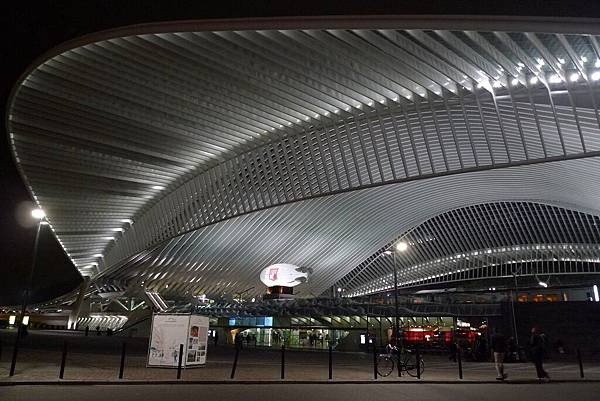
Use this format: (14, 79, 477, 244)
(112, 228, 124, 232)
(582, 56, 588, 63)
(152, 185, 165, 190)
(538, 281, 548, 288)
(120, 219, 133, 224)
(558, 58, 565, 64)
(549, 74, 562, 83)
(529, 76, 538, 85)
(492, 81, 502, 88)
(596, 60, 600, 68)
(92, 254, 103, 258)
(569, 72, 580, 82)
(383, 250, 392, 255)
(31, 208, 45, 219)
(591, 71, 600, 81)
(396, 241, 409, 252)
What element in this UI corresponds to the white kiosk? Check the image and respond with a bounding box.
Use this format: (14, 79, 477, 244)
(147, 314, 209, 368)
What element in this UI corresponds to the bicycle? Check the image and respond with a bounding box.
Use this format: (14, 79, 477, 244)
(377, 346, 425, 377)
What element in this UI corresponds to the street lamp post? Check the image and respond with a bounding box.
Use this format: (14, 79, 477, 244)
(388, 241, 409, 349)
(9, 208, 45, 376)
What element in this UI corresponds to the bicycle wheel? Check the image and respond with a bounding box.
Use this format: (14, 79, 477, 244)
(377, 355, 394, 377)
(404, 354, 425, 377)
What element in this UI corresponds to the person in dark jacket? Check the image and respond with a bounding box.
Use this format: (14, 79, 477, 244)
(490, 329, 508, 380)
(530, 327, 549, 381)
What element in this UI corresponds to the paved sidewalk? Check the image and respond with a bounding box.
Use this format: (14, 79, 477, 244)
(3, 383, 600, 401)
(1, 330, 599, 383)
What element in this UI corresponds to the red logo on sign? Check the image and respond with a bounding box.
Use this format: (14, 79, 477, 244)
(269, 268, 279, 281)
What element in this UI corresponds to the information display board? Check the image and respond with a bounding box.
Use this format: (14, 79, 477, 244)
(185, 315, 209, 366)
(148, 314, 209, 368)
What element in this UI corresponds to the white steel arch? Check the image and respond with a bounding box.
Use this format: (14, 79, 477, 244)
(7, 16, 600, 299)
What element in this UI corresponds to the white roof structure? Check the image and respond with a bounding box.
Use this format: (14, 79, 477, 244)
(7, 16, 600, 300)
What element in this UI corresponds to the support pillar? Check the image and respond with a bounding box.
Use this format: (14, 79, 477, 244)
(68, 278, 89, 330)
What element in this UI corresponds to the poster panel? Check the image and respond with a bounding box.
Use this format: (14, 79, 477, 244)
(148, 314, 190, 367)
(185, 315, 209, 366)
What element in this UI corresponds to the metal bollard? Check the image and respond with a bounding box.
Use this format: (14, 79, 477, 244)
(577, 348, 584, 378)
(59, 340, 68, 379)
(457, 346, 463, 379)
(118, 342, 127, 379)
(230, 346, 240, 379)
(373, 344, 378, 379)
(416, 346, 421, 379)
(328, 345, 333, 379)
(9, 325, 22, 377)
(281, 344, 285, 379)
(177, 344, 184, 379)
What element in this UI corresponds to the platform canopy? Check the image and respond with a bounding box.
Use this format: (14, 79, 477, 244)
(8, 16, 600, 300)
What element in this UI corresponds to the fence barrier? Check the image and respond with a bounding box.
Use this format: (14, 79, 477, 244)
(176, 344, 183, 379)
(280, 345, 285, 379)
(59, 341, 68, 379)
(328, 345, 333, 380)
(230, 346, 240, 379)
(577, 348, 584, 378)
(416, 346, 421, 379)
(457, 346, 463, 380)
(372, 345, 378, 379)
(118, 342, 127, 379)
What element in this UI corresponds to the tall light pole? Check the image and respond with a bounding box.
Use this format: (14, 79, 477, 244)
(10, 208, 46, 376)
(387, 240, 409, 349)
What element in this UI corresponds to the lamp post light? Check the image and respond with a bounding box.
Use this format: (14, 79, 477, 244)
(387, 241, 409, 349)
(9, 208, 46, 376)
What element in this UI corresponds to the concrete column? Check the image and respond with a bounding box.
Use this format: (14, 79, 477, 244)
(68, 277, 89, 329)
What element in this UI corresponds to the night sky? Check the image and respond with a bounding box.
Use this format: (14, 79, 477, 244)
(2, 1, 600, 305)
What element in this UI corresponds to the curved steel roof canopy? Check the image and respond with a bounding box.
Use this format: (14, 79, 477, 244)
(7, 16, 600, 299)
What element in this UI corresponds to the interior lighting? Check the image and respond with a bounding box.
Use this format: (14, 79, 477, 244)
(120, 219, 133, 224)
(337, 287, 342, 293)
(152, 185, 165, 190)
(569, 72, 580, 82)
(383, 250, 392, 255)
(511, 78, 519, 86)
(396, 241, 409, 252)
(595, 59, 600, 68)
(22, 316, 30, 326)
(581, 56, 588, 63)
(538, 281, 548, 288)
(31, 208, 45, 219)
(112, 228, 124, 232)
(549, 74, 562, 84)
(594, 285, 599, 302)
(92, 254, 103, 258)
(591, 71, 600, 81)
(529, 76, 538, 85)
(492, 81, 502, 88)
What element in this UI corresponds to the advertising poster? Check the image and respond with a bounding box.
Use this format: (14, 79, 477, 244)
(186, 315, 209, 366)
(147, 314, 190, 367)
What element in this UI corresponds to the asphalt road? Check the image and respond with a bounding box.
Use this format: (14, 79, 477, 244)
(2, 383, 600, 401)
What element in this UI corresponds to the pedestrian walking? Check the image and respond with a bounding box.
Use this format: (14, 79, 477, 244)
(530, 327, 549, 381)
(448, 340, 458, 362)
(490, 329, 508, 380)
